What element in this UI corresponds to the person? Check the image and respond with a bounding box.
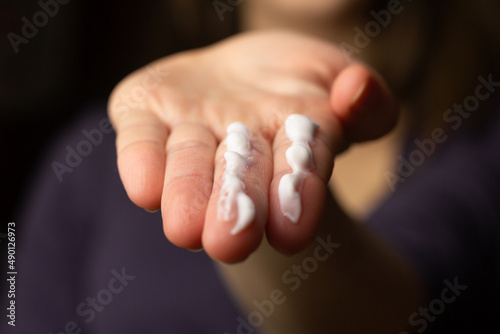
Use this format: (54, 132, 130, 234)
(3, 0, 499, 333)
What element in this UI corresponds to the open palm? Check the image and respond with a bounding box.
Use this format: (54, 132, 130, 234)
(108, 30, 396, 263)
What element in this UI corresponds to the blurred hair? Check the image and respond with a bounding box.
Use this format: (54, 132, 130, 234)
(362, 0, 500, 133)
(151, 0, 500, 133)
(148, 0, 238, 53)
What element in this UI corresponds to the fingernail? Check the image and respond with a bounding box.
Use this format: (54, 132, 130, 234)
(145, 208, 159, 214)
(349, 78, 369, 118)
(351, 79, 368, 107)
(346, 73, 397, 141)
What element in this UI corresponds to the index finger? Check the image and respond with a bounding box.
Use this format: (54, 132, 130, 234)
(267, 110, 343, 254)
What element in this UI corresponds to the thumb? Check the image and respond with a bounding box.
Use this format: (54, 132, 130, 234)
(330, 64, 398, 142)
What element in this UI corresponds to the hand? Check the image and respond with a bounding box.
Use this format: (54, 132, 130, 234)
(108, 30, 397, 263)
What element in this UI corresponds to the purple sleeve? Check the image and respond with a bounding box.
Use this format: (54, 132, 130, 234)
(365, 110, 500, 332)
(1, 107, 248, 333)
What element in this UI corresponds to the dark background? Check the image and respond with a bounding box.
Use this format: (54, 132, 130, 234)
(0, 0, 237, 276)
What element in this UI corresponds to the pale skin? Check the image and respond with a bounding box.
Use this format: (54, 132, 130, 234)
(108, 2, 425, 332)
(109, 31, 396, 262)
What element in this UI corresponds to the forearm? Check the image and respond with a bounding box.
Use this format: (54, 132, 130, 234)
(217, 190, 424, 334)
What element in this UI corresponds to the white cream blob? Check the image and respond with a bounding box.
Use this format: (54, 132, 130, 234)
(278, 114, 319, 223)
(218, 122, 255, 235)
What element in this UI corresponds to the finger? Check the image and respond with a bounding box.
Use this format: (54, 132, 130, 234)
(162, 123, 217, 250)
(267, 111, 342, 255)
(111, 107, 168, 211)
(202, 126, 273, 263)
(330, 64, 398, 142)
